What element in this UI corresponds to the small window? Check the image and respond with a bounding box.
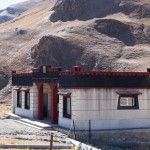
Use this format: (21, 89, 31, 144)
(17, 91, 22, 108)
(25, 92, 30, 110)
(63, 96, 71, 118)
(117, 96, 139, 109)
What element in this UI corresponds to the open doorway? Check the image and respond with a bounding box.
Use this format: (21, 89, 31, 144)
(43, 93, 48, 118)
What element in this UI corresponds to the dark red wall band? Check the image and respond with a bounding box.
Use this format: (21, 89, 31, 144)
(49, 83, 58, 124)
(36, 83, 44, 120)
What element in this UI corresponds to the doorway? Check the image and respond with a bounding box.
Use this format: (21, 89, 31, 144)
(43, 93, 48, 118)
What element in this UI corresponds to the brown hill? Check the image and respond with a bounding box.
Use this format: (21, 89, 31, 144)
(0, 0, 150, 97)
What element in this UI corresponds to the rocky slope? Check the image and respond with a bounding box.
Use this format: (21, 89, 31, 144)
(32, 0, 150, 71)
(0, 0, 150, 96)
(50, 0, 150, 22)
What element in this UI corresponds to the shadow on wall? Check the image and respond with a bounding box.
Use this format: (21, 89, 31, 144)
(94, 19, 135, 46)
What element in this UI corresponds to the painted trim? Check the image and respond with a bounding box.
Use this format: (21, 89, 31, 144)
(12, 73, 32, 76)
(59, 71, 150, 76)
(48, 68, 60, 71)
(63, 96, 71, 119)
(57, 93, 71, 97)
(12, 84, 33, 86)
(49, 83, 58, 124)
(36, 83, 44, 120)
(33, 78, 58, 80)
(117, 96, 139, 110)
(59, 87, 150, 89)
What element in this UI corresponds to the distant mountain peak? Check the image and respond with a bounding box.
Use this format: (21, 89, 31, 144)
(0, 0, 42, 24)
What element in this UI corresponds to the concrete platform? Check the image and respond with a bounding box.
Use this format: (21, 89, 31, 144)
(6, 113, 52, 130)
(5, 113, 22, 120)
(16, 118, 52, 130)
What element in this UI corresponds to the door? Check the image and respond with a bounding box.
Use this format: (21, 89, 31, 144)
(43, 93, 48, 118)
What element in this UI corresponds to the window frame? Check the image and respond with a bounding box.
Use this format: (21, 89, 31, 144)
(117, 95, 139, 110)
(25, 92, 30, 110)
(17, 91, 22, 108)
(63, 96, 71, 119)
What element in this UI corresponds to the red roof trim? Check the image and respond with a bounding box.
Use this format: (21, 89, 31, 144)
(12, 73, 32, 76)
(119, 94, 140, 96)
(57, 93, 71, 97)
(13, 88, 20, 91)
(59, 87, 150, 89)
(11, 84, 32, 86)
(48, 68, 59, 71)
(32, 78, 58, 80)
(32, 68, 40, 72)
(59, 71, 150, 76)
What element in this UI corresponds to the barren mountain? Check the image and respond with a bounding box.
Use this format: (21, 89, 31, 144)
(0, 0, 150, 97)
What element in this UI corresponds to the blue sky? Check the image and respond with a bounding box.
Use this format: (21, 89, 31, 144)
(0, 0, 27, 10)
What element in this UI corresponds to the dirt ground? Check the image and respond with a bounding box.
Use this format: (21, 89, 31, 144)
(0, 103, 69, 150)
(0, 137, 49, 145)
(0, 103, 11, 117)
(0, 104, 49, 145)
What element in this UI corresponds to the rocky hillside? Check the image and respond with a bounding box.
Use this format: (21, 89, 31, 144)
(0, 0, 150, 96)
(50, 0, 150, 22)
(32, 0, 150, 71)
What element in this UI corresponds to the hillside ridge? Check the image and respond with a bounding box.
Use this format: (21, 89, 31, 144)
(0, 0, 150, 98)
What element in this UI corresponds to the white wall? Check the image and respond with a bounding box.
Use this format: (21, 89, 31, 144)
(12, 84, 38, 118)
(30, 83, 38, 118)
(58, 88, 150, 130)
(15, 108, 34, 118)
(12, 89, 16, 113)
(12, 83, 52, 119)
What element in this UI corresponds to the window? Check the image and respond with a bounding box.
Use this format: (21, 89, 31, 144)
(17, 91, 22, 108)
(63, 96, 71, 118)
(117, 96, 139, 109)
(25, 92, 30, 109)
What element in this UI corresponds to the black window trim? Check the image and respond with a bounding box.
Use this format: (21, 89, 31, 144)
(63, 96, 71, 119)
(25, 92, 30, 110)
(117, 95, 139, 110)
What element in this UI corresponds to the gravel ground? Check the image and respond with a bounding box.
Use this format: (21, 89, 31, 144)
(0, 119, 67, 142)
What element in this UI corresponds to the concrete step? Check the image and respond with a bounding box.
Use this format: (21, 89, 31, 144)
(6, 113, 22, 120)
(16, 118, 52, 130)
(3, 114, 10, 118)
(1, 113, 11, 120)
(16, 120, 44, 130)
(1, 117, 6, 120)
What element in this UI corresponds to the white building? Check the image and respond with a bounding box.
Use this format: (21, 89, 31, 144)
(12, 66, 150, 130)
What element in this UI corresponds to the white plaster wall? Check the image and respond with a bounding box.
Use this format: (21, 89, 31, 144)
(15, 108, 34, 118)
(30, 83, 38, 118)
(13, 83, 52, 119)
(13, 84, 37, 118)
(12, 89, 17, 113)
(58, 88, 150, 130)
